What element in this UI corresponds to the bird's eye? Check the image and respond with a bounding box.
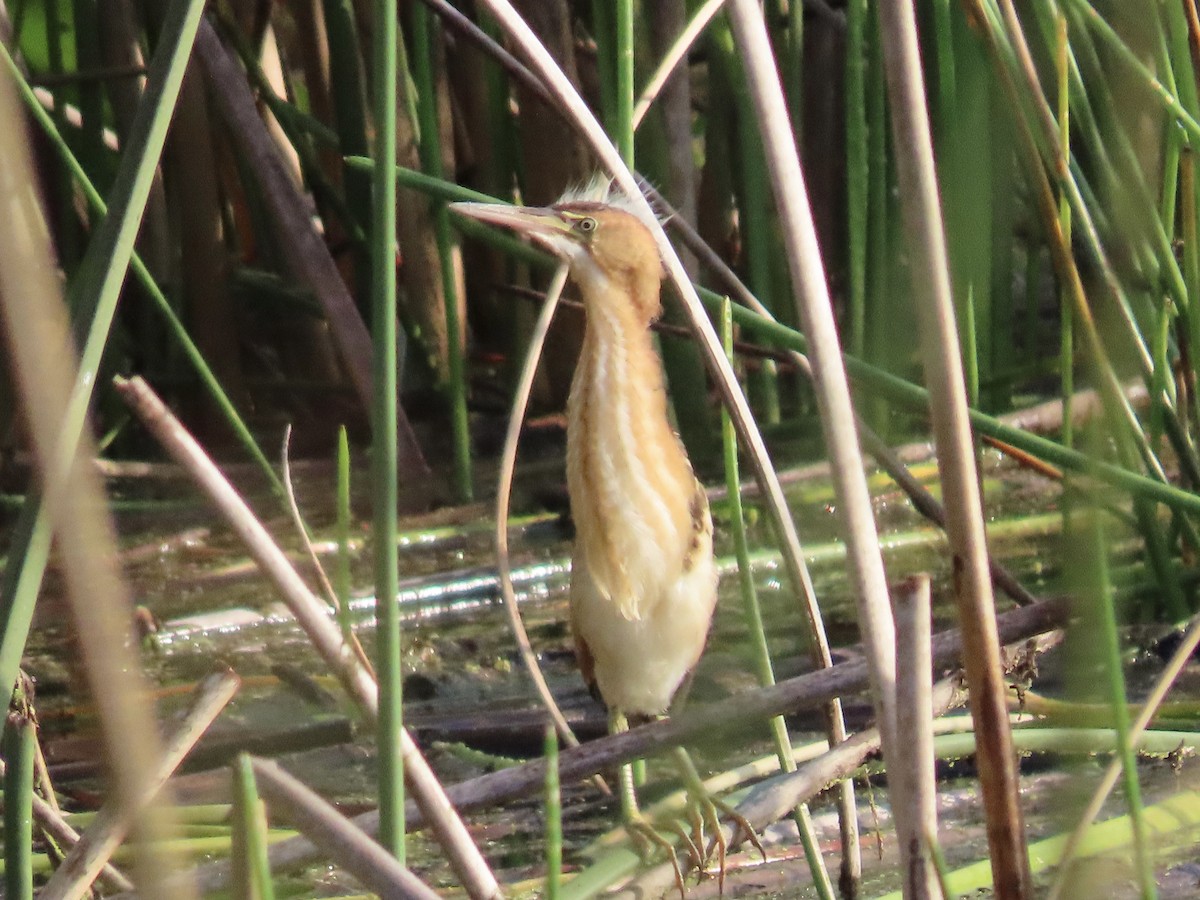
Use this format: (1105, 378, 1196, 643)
(577, 216, 597, 234)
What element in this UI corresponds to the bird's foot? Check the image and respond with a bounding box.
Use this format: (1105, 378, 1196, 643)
(683, 788, 767, 892)
(672, 747, 767, 894)
(624, 813, 689, 900)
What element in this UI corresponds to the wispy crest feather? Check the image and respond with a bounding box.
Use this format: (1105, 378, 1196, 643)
(554, 174, 666, 231)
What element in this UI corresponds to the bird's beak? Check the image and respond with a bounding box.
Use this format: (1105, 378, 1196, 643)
(449, 201, 574, 256)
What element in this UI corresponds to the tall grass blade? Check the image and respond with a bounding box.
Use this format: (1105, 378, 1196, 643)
(615, 0, 633, 165)
(719, 298, 837, 900)
(232, 754, 276, 900)
(371, 0, 404, 863)
(1075, 518, 1155, 898)
(3, 704, 35, 900)
(335, 426, 354, 648)
(412, 3, 472, 503)
(845, 0, 868, 359)
(544, 725, 562, 899)
(321, 0, 372, 270)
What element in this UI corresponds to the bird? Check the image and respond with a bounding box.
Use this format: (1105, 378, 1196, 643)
(452, 182, 758, 890)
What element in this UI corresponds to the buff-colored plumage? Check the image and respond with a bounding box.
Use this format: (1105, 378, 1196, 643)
(561, 204, 717, 717)
(451, 186, 718, 719)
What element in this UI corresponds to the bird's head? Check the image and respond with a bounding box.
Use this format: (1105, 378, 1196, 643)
(451, 188, 664, 321)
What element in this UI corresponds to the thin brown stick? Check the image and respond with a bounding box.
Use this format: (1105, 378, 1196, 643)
(738, 684, 957, 839)
(1185, 0, 1200, 93)
(980, 435, 1064, 481)
(40, 670, 240, 900)
(492, 265, 599, 761)
(893, 575, 938, 900)
(876, 0, 1030, 894)
(735, 637, 1062, 834)
(113, 375, 501, 900)
(27, 686, 62, 820)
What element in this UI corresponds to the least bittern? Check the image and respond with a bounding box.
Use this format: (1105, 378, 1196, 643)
(453, 183, 758, 889)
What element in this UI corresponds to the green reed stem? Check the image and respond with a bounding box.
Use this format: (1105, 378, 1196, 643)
(1165, 4, 1200, 443)
(1151, 304, 1171, 449)
(865, 3, 892, 431)
(719, 307, 780, 716)
(232, 754, 276, 900)
(845, 0, 867, 359)
(43, 0, 80, 274)
(1165, 1, 1200, 252)
(719, 299, 835, 900)
(335, 426, 354, 647)
(544, 725, 562, 899)
(1056, 11, 1074, 452)
(412, 3, 473, 503)
(1066, 0, 1200, 147)
(321, 0, 372, 250)
(714, 19, 781, 420)
(1156, 28, 1181, 246)
(3, 707, 34, 900)
(71, 0, 104, 183)
(930, 0, 956, 121)
(615, 0, 633, 166)
(785, 0, 804, 135)
(1184, 153, 1200, 439)
(371, 0, 404, 863)
(591, 1, 616, 131)
(928, 830, 953, 900)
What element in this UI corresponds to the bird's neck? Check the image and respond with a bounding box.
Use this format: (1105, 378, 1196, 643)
(565, 280, 696, 614)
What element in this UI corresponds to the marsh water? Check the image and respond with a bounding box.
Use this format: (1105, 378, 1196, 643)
(19, 444, 1200, 897)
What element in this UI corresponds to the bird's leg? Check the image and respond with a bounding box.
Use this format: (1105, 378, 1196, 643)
(670, 743, 768, 894)
(610, 709, 689, 897)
